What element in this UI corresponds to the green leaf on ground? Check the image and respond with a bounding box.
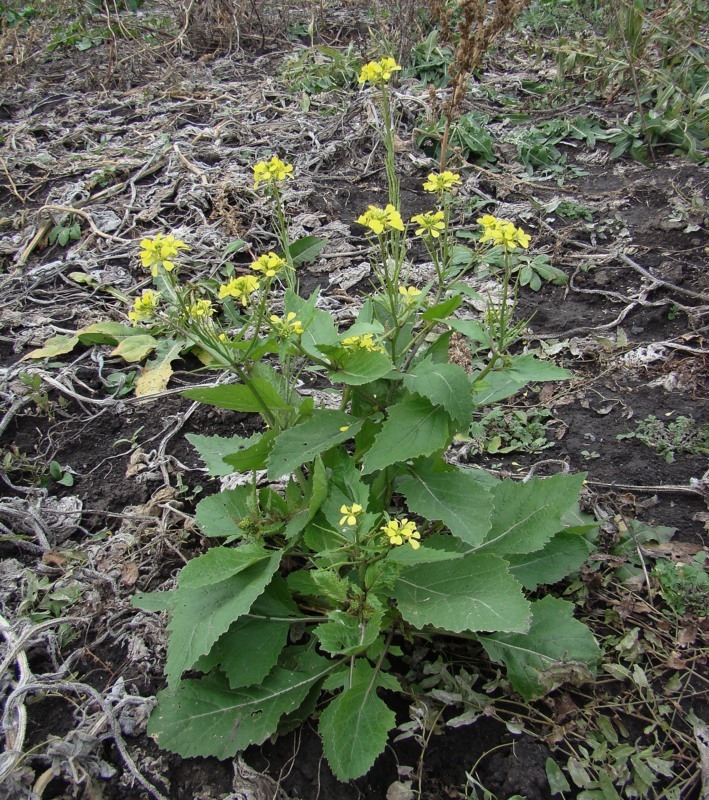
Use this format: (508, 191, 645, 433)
(476, 473, 586, 556)
(480, 596, 600, 700)
(148, 649, 332, 759)
(403, 359, 473, 429)
(163, 553, 280, 686)
(111, 334, 158, 363)
(267, 410, 362, 479)
(22, 334, 80, 360)
(393, 554, 530, 633)
(319, 660, 396, 780)
(398, 459, 493, 546)
(135, 336, 184, 396)
(362, 395, 452, 474)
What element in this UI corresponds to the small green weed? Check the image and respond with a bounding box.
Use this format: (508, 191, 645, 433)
(407, 29, 451, 87)
(469, 406, 555, 454)
(653, 555, 708, 617)
(416, 110, 496, 165)
(618, 414, 709, 463)
(48, 218, 81, 246)
(281, 45, 361, 95)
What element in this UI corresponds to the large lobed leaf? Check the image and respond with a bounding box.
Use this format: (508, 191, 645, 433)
(403, 358, 473, 429)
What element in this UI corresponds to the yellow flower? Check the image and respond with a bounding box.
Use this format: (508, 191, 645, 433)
(187, 298, 214, 319)
(253, 157, 294, 189)
(411, 210, 446, 238)
(358, 57, 401, 85)
(422, 171, 461, 194)
(139, 233, 188, 276)
(381, 518, 421, 549)
(269, 311, 304, 339)
(218, 275, 260, 305)
(128, 289, 160, 325)
(357, 204, 405, 235)
(339, 503, 363, 527)
(398, 285, 422, 305)
(477, 215, 531, 251)
(251, 252, 288, 278)
(341, 333, 385, 353)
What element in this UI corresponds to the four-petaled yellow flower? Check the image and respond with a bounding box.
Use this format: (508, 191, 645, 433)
(339, 503, 363, 527)
(269, 311, 304, 339)
(253, 157, 294, 189)
(188, 298, 214, 319)
(140, 233, 188, 277)
(477, 215, 531, 251)
(398, 285, 422, 305)
(422, 171, 461, 195)
(341, 333, 385, 353)
(251, 252, 288, 278)
(218, 275, 260, 305)
(128, 289, 160, 325)
(382, 518, 421, 550)
(358, 57, 401, 85)
(357, 204, 405, 235)
(411, 210, 446, 238)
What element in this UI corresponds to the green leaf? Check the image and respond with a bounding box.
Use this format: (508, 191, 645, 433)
(329, 349, 394, 385)
(319, 660, 396, 780)
(195, 486, 253, 539)
(186, 433, 255, 476)
(163, 554, 280, 686)
(267, 410, 362, 479)
(403, 359, 474, 430)
(315, 610, 382, 656)
(362, 395, 452, 474)
(471, 354, 572, 406)
(398, 460, 492, 546)
(178, 543, 272, 588)
(285, 289, 339, 361)
(394, 554, 530, 633)
(77, 321, 137, 344)
(110, 334, 158, 363)
(480, 596, 600, 700)
(148, 649, 332, 759)
(476, 473, 586, 556)
(422, 294, 461, 322)
(222, 429, 278, 472)
(546, 758, 571, 795)
(287, 235, 327, 266)
(506, 530, 592, 589)
(183, 379, 293, 413)
(22, 334, 80, 360)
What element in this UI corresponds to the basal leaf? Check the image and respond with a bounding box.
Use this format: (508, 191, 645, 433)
(164, 553, 280, 686)
(319, 660, 396, 780)
(186, 432, 254, 476)
(403, 359, 473, 429)
(111, 334, 158, 363)
(398, 459, 493, 546)
(506, 530, 592, 589)
(183, 379, 292, 412)
(149, 649, 332, 759)
(267, 410, 362, 479)
(22, 334, 80, 360)
(135, 336, 184, 396)
(394, 554, 530, 633)
(480, 596, 600, 700)
(177, 542, 272, 589)
(475, 473, 586, 556)
(362, 395, 452, 474)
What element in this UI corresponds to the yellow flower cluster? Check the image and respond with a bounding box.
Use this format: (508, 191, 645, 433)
(269, 311, 304, 339)
(188, 299, 214, 319)
(358, 57, 401, 85)
(128, 289, 160, 325)
(357, 204, 404, 235)
(341, 333, 385, 353)
(411, 210, 446, 238)
(218, 275, 260, 305)
(253, 157, 294, 189)
(140, 234, 188, 277)
(339, 503, 363, 527)
(251, 252, 287, 278)
(398, 285, 422, 305)
(422, 171, 461, 195)
(477, 215, 531, 251)
(382, 518, 421, 550)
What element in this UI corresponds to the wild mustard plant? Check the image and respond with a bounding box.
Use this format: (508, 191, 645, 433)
(129, 60, 600, 782)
